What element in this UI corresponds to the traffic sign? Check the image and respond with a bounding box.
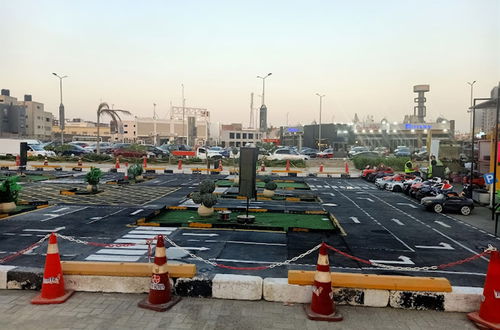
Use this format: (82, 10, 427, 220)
(484, 173, 497, 185)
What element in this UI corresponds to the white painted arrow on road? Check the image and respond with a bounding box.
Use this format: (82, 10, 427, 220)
(179, 247, 210, 251)
(396, 203, 418, 208)
(23, 226, 66, 233)
(434, 221, 451, 228)
(322, 203, 338, 207)
(182, 233, 219, 237)
(357, 197, 374, 203)
(391, 219, 404, 226)
(415, 242, 454, 250)
(370, 256, 415, 265)
(350, 217, 360, 224)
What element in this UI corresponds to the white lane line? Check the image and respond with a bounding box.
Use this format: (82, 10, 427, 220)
(415, 242, 454, 250)
(435, 221, 451, 228)
(20, 234, 33, 236)
(115, 239, 150, 244)
(204, 240, 286, 246)
(182, 233, 219, 237)
(396, 203, 418, 209)
(23, 227, 66, 233)
(129, 230, 174, 235)
(111, 244, 151, 249)
(123, 234, 172, 239)
(52, 207, 70, 213)
(391, 219, 404, 226)
(87, 209, 125, 224)
(357, 197, 374, 203)
(207, 258, 273, 264)
(85, 255, 141, 262)
(130, 209, 144, 215)
(41, 206, 89, 222)
(133, 227, 178, 231)
(95, 249, 147, 255)
(370, 256, 415, 265)
(329, 193, 335, 197)
(350, 217, 360, 224)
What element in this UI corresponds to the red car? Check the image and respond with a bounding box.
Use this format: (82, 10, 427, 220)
(316, 148, 334, 158)
(113, 148, 147, 158)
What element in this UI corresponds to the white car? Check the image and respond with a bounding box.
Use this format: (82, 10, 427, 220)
(197, 146, 224, 160)
(268, 149, 309, 161)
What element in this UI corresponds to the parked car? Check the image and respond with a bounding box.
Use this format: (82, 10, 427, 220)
(53, 144, 90, 157)
(26, 143, 56, 157)
(300, 148, 318, 158)
(348, 146, 369, 158)
(352, 151, 380, 158)
(316, 148, 334, 159)
(84, 142, 114, 154)
(144, 145, 170, 158)
(268, 148, 309, 161)
(394, 146, 411, 157)
(421, 192, 474, 215)
(374, 147, 389, 156)
(196, 147, 224, 160)
(113, 146, 147, 158)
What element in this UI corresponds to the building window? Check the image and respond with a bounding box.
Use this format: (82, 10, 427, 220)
(248, 133, 253, 139)
(242, 133, 247, 139)
(124, 131, 128, 134)
(236, 142, 241, 147)
(229, 132, 235, 139)
(124, 124, 128, 127)
(229, 141, 235, 146)
(236, 133, 241, 139)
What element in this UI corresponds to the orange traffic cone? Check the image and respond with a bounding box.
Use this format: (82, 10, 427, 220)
(260, 161, 266, 172)
(304, 243, 343, 322)
(77, 157, 83, 167)
(15, 155, 20, 166)
(468, 249, 500, 329)
(138, 235, 181, 312)
(115, 157, 120, 169)
(286, 159, 291, 171)
(143, 155, 148, 168)
(319, 163, 324, 173)
(43, 157, 48, 166)
(31, 233, 74, 304)
(218, 160, 223, 171)
(178, 159, 183, 170)
(124, 162, 129, 181)
(345, 162, 349, 175)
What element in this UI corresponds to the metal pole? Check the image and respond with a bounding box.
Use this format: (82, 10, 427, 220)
(59, 78, 64, 145)
(316, 94, 325, 151)
(469, 98, 477, 197)
(182, 84, 186, 145)
(262, 78, 265, 106)
(493, 82, 500, 220)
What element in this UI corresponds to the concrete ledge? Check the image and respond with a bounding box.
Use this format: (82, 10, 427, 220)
(61, 261, 196, 278)
(65, 275, 150, 293)
(389, 290, 445, 311)
(444, 286, 483, 312)
(0, 265, 16, 289)
(288, 270, 452, 292)
(7, 266, 43, 290)
(174, 276, 213, 297)
(263, 278, 312, 303)
(213, 274, 262, 300)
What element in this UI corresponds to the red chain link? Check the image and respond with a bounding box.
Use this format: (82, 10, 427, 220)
(437, 250, 490, 269)
(324, 243, 373, 265)
(214, 264, 269, 271)
(0, 236, 48, 264)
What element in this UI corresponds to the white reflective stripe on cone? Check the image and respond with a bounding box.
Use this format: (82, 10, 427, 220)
(152, 264, 168, 274)
(314, 271, 331, 283)
(47, 244, 59, 254)
(317, 254, 329, 266)
(155, 247, 166, 258)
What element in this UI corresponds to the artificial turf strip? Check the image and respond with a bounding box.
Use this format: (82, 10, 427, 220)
(215, 179, 309, 189)
(0, 175, 49, 182)
(149, 210, 335, 231)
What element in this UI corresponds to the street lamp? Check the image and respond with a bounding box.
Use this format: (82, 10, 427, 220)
(256, 73, 272, 106)
(467, 81, 477, 136)
(315, 93, 325, 151)
(52, 72, 68, 145)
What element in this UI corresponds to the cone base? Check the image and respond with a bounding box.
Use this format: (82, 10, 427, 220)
(31, 290, 75, 305)
(304, 304, 343, 322)
(467, 312, 500, 330)
(138, 295, 181, 312)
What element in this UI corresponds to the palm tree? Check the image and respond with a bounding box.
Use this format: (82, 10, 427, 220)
(96, 103, 131, 154)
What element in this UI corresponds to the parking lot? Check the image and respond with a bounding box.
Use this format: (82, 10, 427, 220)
(0, 171, 498, 288)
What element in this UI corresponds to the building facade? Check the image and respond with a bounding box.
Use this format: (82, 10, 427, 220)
(52, 118, 111, 141)
(22, 95, 53, 139)
(219, 123, 262, 147)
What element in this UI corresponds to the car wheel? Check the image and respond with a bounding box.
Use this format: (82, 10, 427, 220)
(393, 185, 402, 193)
(460, 205, 471, 216)
(433, 204, 443, 213)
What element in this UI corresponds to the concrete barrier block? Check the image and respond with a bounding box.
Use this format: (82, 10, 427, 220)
(364, 289, 390, 307)
(444, 286, 483, 312)
(0, 266, 16, 289)
(263, 278, 312, 303)
(65, 275, 151, 293)
(389, 290, 445, 311)
(175, 276, 212, 297)
(7, 267, 43, 290)
(212, 274, 262, 300)
(332, 287, 364, 305)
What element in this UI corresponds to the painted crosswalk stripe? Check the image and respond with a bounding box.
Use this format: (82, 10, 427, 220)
(85, 255, 141, 262)
(123, 234, 171, 239)
(115, 239, 151, 244)
(133, 227, 178, 231)
(95, 249, 146, 255)
(112, 244, 151, 249)
(129, 230, 174, 235)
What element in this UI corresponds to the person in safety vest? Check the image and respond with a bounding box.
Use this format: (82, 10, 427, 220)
(404, 160, 414, 174)
(428, 155, 437, 179)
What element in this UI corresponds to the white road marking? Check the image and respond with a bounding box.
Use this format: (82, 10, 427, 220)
(40, 206, 89, 222)
(95, 249, 147, 255)
(396, 203, 418, 209)
(23, 227, 66, 233)
(85, 255, 141, 262)
(435, 221, 451, 228)
(87, 209, 125, 224)
(129, 230, 174, 235)
(350, 217, 360, 224)
(115, 239, 150, 244)
(111, 244, 150, 249)
(331, 185, 338, 189)
(357, 197, 374, 203)
(123, 234, 170, 239)
(391, 219, 404, 226)
(133, 227, 178, 231)
(130, 209, 144, 215)
(322, 203, 338, 207)
(204, 240, 286, 246)
(178, 247, 210, 251)
(415, 242, 454, 250)
(207, 258, 273, 264)
(329, 193, 335, 197)
(182, 233, 219, 237)
(52, 207, 70, 213)
(370, 256, 415, 265)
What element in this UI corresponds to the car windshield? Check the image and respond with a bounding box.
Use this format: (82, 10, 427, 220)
(29, 144, 44, 151)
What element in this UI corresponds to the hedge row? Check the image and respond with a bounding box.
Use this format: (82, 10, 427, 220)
(352, 156, 410, 171)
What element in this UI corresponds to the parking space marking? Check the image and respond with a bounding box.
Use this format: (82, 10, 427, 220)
(130, 209, 144, 215)
(40, 206, 89, 222)
(396, 203, 418, 209)
(391, 219, 404, 226)
(85, 255, 141, 262)
(95, 249, 147, 255)
(350, 217, 360, 224)
(369, 256, 415, 265)
(434, 221, 451, 228)
(415, 242, 454, 250)
(87, 209, 126, 224)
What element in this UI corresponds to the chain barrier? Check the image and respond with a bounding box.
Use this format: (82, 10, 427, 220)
(0, 234, 50, 264)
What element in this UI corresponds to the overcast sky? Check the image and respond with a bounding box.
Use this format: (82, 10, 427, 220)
(2, 0, 499, 132)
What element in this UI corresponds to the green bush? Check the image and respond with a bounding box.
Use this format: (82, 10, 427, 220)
(190, 192, 202, 204)
(191, 179, 217, 208)
(128, 164, 144, 179)
(82, 154, 112, 162)
(263, 159, 306, 168)
(352, 156, 409, 171)
(85, 167, 102, 185)
(0, 176, 22, 203)
(262, 175, 272, 183)
(265, 181, 278, 190)
(201, 194, 218, 208)
(199, 179, 216, 194)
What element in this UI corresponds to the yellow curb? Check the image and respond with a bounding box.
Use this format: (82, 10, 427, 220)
(144, 167, 165, 171)
(285, 197, 301, 202)
(305, 210, 327, 214)
(271, 170, 302, 173)
(60, 190, 76, 195)
(61, 261, 196, 278)
(168, 206, 187, 210)
(189, 222, 212, 228)
(248, 208, 267, 212)
(288, 271, 452, 292)
(330, 214, 347, 236)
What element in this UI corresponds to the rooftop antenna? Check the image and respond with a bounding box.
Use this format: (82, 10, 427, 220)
(153, 103, 157, 119)
(249, 93, 254, 128)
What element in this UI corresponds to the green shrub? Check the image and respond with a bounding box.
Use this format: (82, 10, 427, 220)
(263, 159, 306, 168)
(262, 175, 272, 183)
(85, 167, 102, 185)
(352, 156, 409, 171)
(128, 164, 144, 179)
(199, 179, 215, 194)
(190, 192, 202, 204)
(0, 176, 22, 203)
(201, 194, 218, 208)
(265, 181, 278, 190)
(83, 154, 112, 162)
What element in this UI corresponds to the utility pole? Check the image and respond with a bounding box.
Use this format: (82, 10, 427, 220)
(52, 73, 68, 145)
(467, 81, 477, 136)
(316, 93, 325, 151)
(249, 92, 254, 128)
(182, 84, 186, 145)
(153, 103, 157, 146)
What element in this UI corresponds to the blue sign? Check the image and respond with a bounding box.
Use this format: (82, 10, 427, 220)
(405, 124, 432, 130)
(287, 127, 300, 133)
(484, 173, 498, 185)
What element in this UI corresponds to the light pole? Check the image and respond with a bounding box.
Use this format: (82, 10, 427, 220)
(467, 81, 477, 136)
(52, 73, 67, 145)
(153, 103, 157, 146)
(316, 93, 325, 151)
(181, 84, 186, 145)
(256, 73, 272, 106)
